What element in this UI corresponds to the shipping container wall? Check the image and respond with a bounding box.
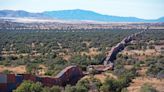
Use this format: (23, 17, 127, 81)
(0, 74, 7, 83)
(7, 83, 16, 92)
(36, 76, 42, 82)
(16, 75, 23, 83)
(0, 83, 7, 92)
(7, 74, 16, 83)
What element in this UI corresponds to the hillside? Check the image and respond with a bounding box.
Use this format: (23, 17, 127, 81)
(0, 9, 164, 22)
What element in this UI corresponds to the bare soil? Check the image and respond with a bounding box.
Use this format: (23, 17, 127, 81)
(122, 49, 159, 60)
(0, 65, 26, 74)
(127, 67, 164, 92)
(127, 77, 164, 92)
(80, 47, 101, 58)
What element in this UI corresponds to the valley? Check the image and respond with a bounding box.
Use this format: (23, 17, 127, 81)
(0, 21, 164, 92)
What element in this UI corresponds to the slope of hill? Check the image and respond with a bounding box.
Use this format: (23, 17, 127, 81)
(0, 9, 163, 22)
(43, 9, 146, 22)
(0, 10, 46, 18)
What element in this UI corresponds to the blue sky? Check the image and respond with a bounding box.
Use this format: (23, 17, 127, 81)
(0, 0, 163, 19)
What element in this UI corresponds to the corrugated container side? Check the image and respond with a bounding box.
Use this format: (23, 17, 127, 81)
(7, 74, 16, 83)
(0, 74, 7, 83)
(48, 77, 54, 84)
(16, 83, 21, 88)
(65, 69, 69, 76)
(53, 78, 59, 85)
(16, 75, 23, 83)
(56, 71, 65, 78)
(22, 74, 36, 82)
(36, 76, 41, 82)
(7, 83, 16, 92)
(54, 78, 61, 86)
(65, 71, 69, 79)
(60, 73, 66, 80)
(73, 69, 78, 75)
(22, 74, 31, 80)
(41, 77, 53, 87)
(0, 83, 7, 92)
(29, 75, 36, 82)
(41, 77, 47, 84)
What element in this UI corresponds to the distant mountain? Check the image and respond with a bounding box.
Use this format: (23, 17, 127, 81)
(43, 9, 147, 22)
(0, 9, 163, 22)
(0, 10, 47, 18)
(155, 17, 164, 22)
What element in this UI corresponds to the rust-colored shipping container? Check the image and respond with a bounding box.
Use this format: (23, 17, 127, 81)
(0, 83, 7, 92)
(41, 77, 54, 87)
(22, 74, 36, 82)
(22, 74, 31, 80)
(29, 75, 36, 82)
(16, 83, 21, 88)
(36, 76, 41, 82)
(7, 83, 16, 92)
(0, 74, 7, 83)
(7, 74, 16, 83)
(16, 75, 23, 84)
(53, 78, 61, 85)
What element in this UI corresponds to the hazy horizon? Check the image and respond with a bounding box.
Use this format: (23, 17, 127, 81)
(0, 0, 164, 19)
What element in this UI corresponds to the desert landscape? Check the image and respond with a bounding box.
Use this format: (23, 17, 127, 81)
(0, 0, 164, 92)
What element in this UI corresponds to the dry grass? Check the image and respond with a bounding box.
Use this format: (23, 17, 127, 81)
(82, 72, 117, 83)
(82, 41, 91, 47)
(123, 49, 157, 56)
(94, 74, 107, 83)
(127, 67, 164, 92)
(0, 65, 26, 74)
(80, 47, 101, 58)
(124, 65, 134, 70)
(58, 52, 72, 61)
(0, 64, 48, 76)
(38, 64, 48, 75)
(121, 49, 159, 60)
(127, 77, 164, 92)
(155, 44, 164, 53)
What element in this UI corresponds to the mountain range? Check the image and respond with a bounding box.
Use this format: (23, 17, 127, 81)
(0, 9, 163, 22)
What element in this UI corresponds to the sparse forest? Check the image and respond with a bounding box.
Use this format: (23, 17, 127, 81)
(0, 29, 138, 75)
(0, 28, 164, 92)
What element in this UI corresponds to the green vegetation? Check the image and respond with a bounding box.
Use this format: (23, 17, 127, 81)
(1, 29, 164, 92)
(0, 29, 138, 75)
(126, 29, 164, 51)
(2, 69, 12, 74)
(100, 67, 137, 92)
(14, 80, 89, 92)
(145, 56, 164, 78)
(140, 83, 158, 92)
(14, 81, 62, 92)
(14, 81, 43, 92)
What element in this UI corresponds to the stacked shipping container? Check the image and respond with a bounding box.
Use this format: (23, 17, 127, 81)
(7, 74, 16, 92)
(103, 30, 146, 66)
(0, 74, 7, 92)
(0, 65, 83, 92)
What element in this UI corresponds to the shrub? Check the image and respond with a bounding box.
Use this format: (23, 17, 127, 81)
(50, 86, 61, 92)
(14, 81, 42, 92)
(140, 83, 157, 92)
